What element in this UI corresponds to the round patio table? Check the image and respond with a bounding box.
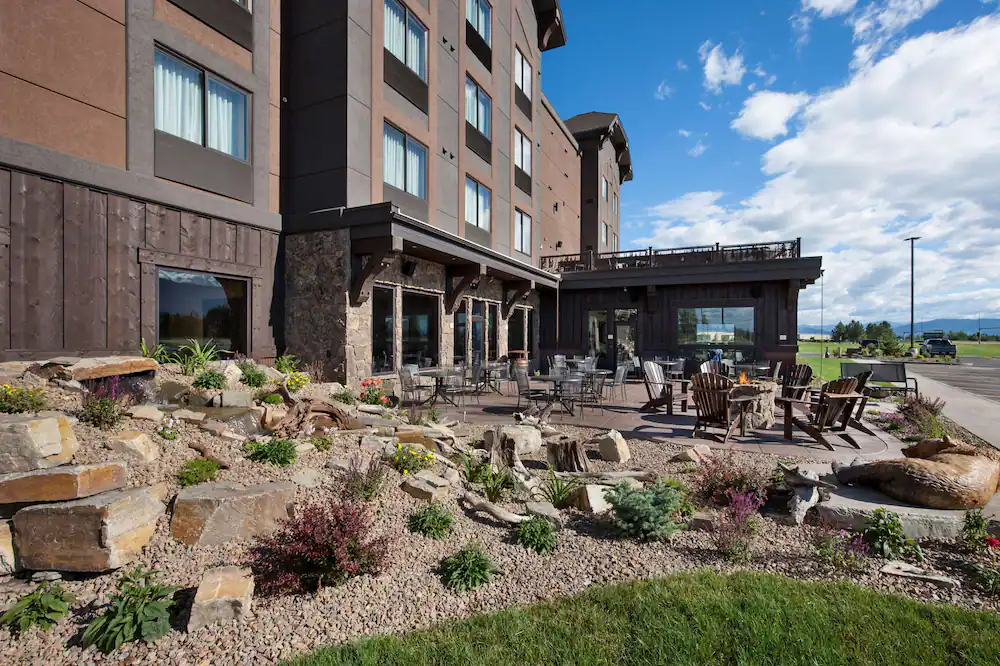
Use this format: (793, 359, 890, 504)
(532, 374, 585, 416)
(655, 359, 685, 380)
(480, 362, 508, 394)
(416, 367, 465, 406)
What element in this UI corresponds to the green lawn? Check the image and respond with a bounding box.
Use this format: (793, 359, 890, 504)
(284, 571, 1000, 666)
(798, 340, 1000, 358)
(801, 356, 849, 383)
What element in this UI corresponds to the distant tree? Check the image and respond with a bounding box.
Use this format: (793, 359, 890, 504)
(865, 321, 895, 341)
(845, 320, 865, 343)
(949, 330, 969, 341)
(831, 322, 847, 343)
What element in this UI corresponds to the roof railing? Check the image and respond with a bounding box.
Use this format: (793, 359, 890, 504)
(540, 238, 801, 273)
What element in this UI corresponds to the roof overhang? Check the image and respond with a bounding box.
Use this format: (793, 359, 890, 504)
(532, 0, 567, 51)
(556, 257, 823, 291)
(568, 115, 633, 183)
(285, 203, 560, 290)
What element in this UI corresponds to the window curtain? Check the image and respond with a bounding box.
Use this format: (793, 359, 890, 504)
(514, 52, 523, 94)
(154, 51, 203, 145)
(206, 78, 247, 160)
(514, 131, 523, 171)
(465, 78, 477, 126)
(383, 124, 405, 191)
(478, 185, 491, 230)
(465, 178, 477, 226)
(477, 89, 491, 137)
(405, 139, 426, 199)
(522, 58, 532, 100)
(385, 0, 406, 65)
(522, 135, 531, 175)
(478, 1, 491, 44)
(514, 212, 523, 252)
(406, 14, 426, 80)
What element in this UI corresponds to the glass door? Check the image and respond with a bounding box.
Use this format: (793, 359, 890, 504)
(614, 309, 638, 369)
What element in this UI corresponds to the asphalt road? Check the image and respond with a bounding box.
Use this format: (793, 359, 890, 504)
(907, 357, 1000, 404)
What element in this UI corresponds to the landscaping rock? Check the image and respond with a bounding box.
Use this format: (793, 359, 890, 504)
(53, 379, 84, 393)
(107, 431, 160, 463)
(13, 486, 164, 571)
(525, 501, 563, 528)
(814, 484, 978, 540)
(170, 482, 296, 547)
(60, 356, 158, 382)
(295, 442, 316, 456)
(128, 405, 165, 423)
(222, 364, 243, 389)
(400, 477, 446, 501)
(0, 414, 79, 473)
(261, 405, 287, 430)
(31, 571, 61, 582)
(442, 468, 461, 485)
(200, 420, 229, 436)
(414, 470, 450, 489)
(484, 425, 543, 457)
(188, 566, 255, 631)
(597, 430, 631, 463)
(0, 462, 127, 504)
(880, 561, 961, 589)
(173, 409, 207, 423)
(210, 391, 254, 408)
(360, 435, 388, 453)
(776, 486, 820, 527)
(396, 429, 432, 448)
(374, 426, 396, 438)
(671, 444, 714, 463)
(291, 469, 323, 488)
(572, 484, 612, 514)
(688, 512, 714, 531)
(0, 520, 17, 574)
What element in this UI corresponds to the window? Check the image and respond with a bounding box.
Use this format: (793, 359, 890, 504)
(677, 307, 755, 345)
(602, 176, 608, 201)
(154, 49, 249, 161)
(602, 223, 608, 246)
(466, 0, 491, 45)
(158, 268, 248, 354)
(384, 123, 427, 199)
(385, 0, 427, 80)
(465, 177, 491, 231)
(471, 300, 485, 364)
(613, 233, 618, 251)
(514, 49, 532, 101)
(372, 286, 395, 373)
(488, 303, 499, 361)
(454, 300, 467, 366)
(402, 291, 439, 367)
(613, 193, 618, 216)
(465, 77, 491, 138)
(514, 209, 531, 255)
(509, 307, 525, 355)
(514, 129, 531, 176)
(588, 310, 607, 358)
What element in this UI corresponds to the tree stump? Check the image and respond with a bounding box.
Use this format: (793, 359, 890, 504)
(546, 438, 590, 473)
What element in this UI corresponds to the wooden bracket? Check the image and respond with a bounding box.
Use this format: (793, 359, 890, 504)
(502, 280, 535, 319)
(350, 250, 399, 306)
(445, 264, 486, 314)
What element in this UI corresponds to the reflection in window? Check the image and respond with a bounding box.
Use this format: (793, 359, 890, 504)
(615, 309, 638, 366)
(471, 300, 485, 365)
(158, 269, 248, 354)
(372, 286, 395, 373)
(454, 300, 467, 366)
(488, 303, 498, 361)
(587, 310, 607, 358)
(677, 307, 755, 345)
(402, 291, 439, 367)
(508, 308, 525, 355)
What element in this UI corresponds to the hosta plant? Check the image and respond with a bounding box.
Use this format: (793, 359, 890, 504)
(82, 569, 176, 653)
(0, 582, 74, 637)
(407, 502, 454, 540)
(243, 439, 298, 467)
(440, 543, 498, 592)
(514, 517, 558, 555)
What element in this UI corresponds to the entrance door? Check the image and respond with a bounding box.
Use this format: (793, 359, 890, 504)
(614, 309, 638, 369)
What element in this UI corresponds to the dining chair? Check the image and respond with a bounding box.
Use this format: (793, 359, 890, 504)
(514, 369, 548, 409)
(582, 374, 607, 414)
(604, 364, 628, 403)
(398, 366, 429, 406)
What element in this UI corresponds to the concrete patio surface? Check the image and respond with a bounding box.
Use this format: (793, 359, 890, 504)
(908, 367, 1000, 450)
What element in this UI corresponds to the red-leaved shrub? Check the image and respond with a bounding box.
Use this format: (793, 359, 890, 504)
(247, 502, 388, 596)
(693, 452, 769, 506)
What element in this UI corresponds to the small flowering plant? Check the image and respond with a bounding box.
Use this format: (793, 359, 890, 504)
(0, 384, 46, 414)
(389, 444, 435, 475)
(711, 489, 764, 563)
(814, 527, 870, 573)
(959, 507, 993, 554)
(359, 378, 390, 406)
(157, 417, 179, 441)
(883, 412, 907, 432)
(285, 371, 310, 393)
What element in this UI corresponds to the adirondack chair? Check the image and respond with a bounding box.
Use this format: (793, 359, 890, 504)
(775, 376, 862, 451)
(841, 370, 876, 436)
(690, 372, 750, 444)
(700, 360, 725, 375)
(641, 361, 685, 414)
(780, 363, 813, 400)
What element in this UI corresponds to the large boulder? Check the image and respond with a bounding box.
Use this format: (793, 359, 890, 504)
(0, 462, 127, 504)
(187, 566, 255, 631)
(0, 520, 17, 574)
(484, 425, 543, 457)
(107, 432, 160, 463)
(597, 430, 631, 463)
(58, 356, 159, 382)
(170, 482, 296, 547)
(0, 414, 79, 473)
(400, 476, 446, 501)
(572, 484, 612, 514)
(13, 487, 164, 572)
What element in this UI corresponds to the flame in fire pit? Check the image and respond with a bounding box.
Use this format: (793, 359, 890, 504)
(738, 370, 751, 385)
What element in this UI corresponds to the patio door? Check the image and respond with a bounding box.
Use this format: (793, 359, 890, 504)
(614, 309, 638, 369)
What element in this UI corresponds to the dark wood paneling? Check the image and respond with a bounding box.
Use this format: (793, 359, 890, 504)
(0, 170, 9, 352)
(145, 204, 181, 254)
(0, 170, 9, 228)
(107, 195, 144, 351)
(211, 219, 237, 262)
(63, 185, 108, 349)
(256, 231, 279, 356)
(180, 213, 212, 259)
(10, 173, 63, 350)
(236, 224, 261, 267)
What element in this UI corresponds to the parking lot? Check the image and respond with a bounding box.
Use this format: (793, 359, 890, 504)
(908, 357, 1000, 404)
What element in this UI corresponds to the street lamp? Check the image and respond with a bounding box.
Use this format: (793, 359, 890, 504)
(904, 237, 921, 351)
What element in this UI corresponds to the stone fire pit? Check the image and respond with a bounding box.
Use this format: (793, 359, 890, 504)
(731, 381, 777, 429)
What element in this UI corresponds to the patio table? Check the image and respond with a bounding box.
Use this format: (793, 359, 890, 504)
(533, 374, 584, 416)
(654, 359, 685, 380)
(416, 367, 465, 406)
(479, 362, 508, 395)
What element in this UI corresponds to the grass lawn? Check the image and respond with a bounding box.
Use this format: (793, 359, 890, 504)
(284, 571, 1000, 666)
(801, 356, 850, 383)
(954, 341, 1000, 358)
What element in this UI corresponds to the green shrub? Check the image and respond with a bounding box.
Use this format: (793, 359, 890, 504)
(137, 339, 171, 363)
(0, 582, 74, 637)
(408, 502, 454, 539)
(974, 563, 1000, 595)
(178, 458, 222, 487)
(311, 435, 335, 452)
(193, 369, 227, 390)
(440, 544, 498, 591)
(660, 478, 696, 519)
(863, 509, 924, 562)
(82, 569, 176, 653)
(390, 444, 436, 474)
(275, 354, 299, 374)
(243, 439, 297, 467)
(813, 528, 870, 573)
(0, 385, 46, 414)
(331, 388, 357, 405)
(536, 468, 580, 509)
(171, 338, 220, 375)
(515, 517, 557, 555)
(238, 360, 268, 388)
(261, 393, 284, 405)
(960, 507, 992, 554)
(605, 480, 688, 542)
(694, 452, 769, 506)
(458, 452, 490, 485)
(480, 467, 513, 503)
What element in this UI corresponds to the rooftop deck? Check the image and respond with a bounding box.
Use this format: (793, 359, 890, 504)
(541, 239, 802, 274)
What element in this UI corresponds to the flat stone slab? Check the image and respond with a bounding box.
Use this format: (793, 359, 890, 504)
(525, 501, 563, 528)
(881, 561, 960, 589)
(188, 566, 255, 631)
(13, 487, 164, 572)
(400, 477, 446, 501)
(0, 462, 127, 504)
(171, 481, 296, 547)
(128, 405, 164, 423)
(0, 414, 79, 473)
(107, 432, 159, 463)
(61, 356, 159, 382)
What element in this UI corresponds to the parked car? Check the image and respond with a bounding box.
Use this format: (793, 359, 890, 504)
(920, 338, 957, 358)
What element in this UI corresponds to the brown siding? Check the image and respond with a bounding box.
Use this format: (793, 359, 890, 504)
(538, 98, 581, 257)
(154, 0, 253, 70)
(64, 185, 109, 349)
(269, 1, 281, 213)
(107, 195, 143, 352)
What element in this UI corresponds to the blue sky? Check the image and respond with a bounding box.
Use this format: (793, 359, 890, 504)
(541, 0, 1000, 326)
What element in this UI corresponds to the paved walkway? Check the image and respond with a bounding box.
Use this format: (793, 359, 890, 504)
(907, 368, 1000, 450)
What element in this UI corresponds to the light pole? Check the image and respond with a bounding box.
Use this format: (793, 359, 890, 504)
(820, 269, 825, 380)
(904, 236, 921, 351)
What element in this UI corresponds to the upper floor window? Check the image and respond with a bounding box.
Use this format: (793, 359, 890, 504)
(465, 77, 491, 138)
(155, 49, 249, 161)
(465, 177, 492, 231)
(613, 193, 619, 216)
(466, 0, 491, 46)
(385, 0, 427, 81)
(602, 177, 609, 201)
(384, 122, 427, 199)
(602, 223, 609, 245)
(232, 0, 251, 9)
(514, 49, 532, 101)
(514, 209, 532, 255)
(514, 129, 531, 175)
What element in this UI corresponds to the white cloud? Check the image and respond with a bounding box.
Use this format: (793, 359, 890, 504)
(699, 101, 713, 111)
(639, 16, 1000, 324)
(732, 91, 811, 140)
(687, 141, 708, 157)
(654, 81, 673, 101)
(850, 0, 943, 68)
(678, 129, 692, 137)
(699, 41, 747, 93)
(802, 0, 859, 17)
(677, 59, 689, 71)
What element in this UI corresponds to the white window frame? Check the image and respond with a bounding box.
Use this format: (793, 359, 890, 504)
(383, 122, 428, 199)
(467, 0, 492, 46)
(233, 0, 252, 10)
(385, 0, 429, 82)
(465, 76, 491, 139)
(602, 177, 608, 201)
(602, 223, 609, 246)
(514, 128, 531, 176)
(514, 48, 532, 101)
(514, 209, 532, 255)
(613, 192, 618, 216)
(465, 176, 492, 231)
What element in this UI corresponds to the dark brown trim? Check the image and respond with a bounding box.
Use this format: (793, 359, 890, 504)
(384, 49, 429, 114)
(138, 247, 264, 278)
(465, 21, 492, 71)
(167, 0, 253, 50)
(464, 222, 491, 248)
(383, 183, 429, 223)
(515, 166, 531, 196)
(154, 131, 253, 203)
(515, 87, 532, 120)
(466, 122, 492, 164)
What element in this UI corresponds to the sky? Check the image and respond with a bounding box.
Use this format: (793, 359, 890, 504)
(541, 0, 1000, 327)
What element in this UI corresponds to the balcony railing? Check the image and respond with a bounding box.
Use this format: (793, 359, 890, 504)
(540, 239, 802, 274)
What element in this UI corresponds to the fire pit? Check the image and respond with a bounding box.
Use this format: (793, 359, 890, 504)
(731, 375, 777, 429)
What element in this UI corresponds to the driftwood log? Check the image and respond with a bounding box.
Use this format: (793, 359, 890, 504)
(269, 399, 358, 437)
(186, 441, 232, 469)
(458, 490, 529, 525)
(554, 470, 656, 482)
(546, 438, 590, 473)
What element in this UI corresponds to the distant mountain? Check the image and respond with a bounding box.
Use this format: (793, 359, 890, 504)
(798, 318, 1000, 337)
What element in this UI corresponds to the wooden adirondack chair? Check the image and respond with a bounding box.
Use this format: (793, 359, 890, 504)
(781, 363, 814, 400)
(844, 370, 876, 436)
(700, 360, 725, 376)
(776, 376, 861, 450)
(690, 372, 748, 444)
(641, 361, 682, 414)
